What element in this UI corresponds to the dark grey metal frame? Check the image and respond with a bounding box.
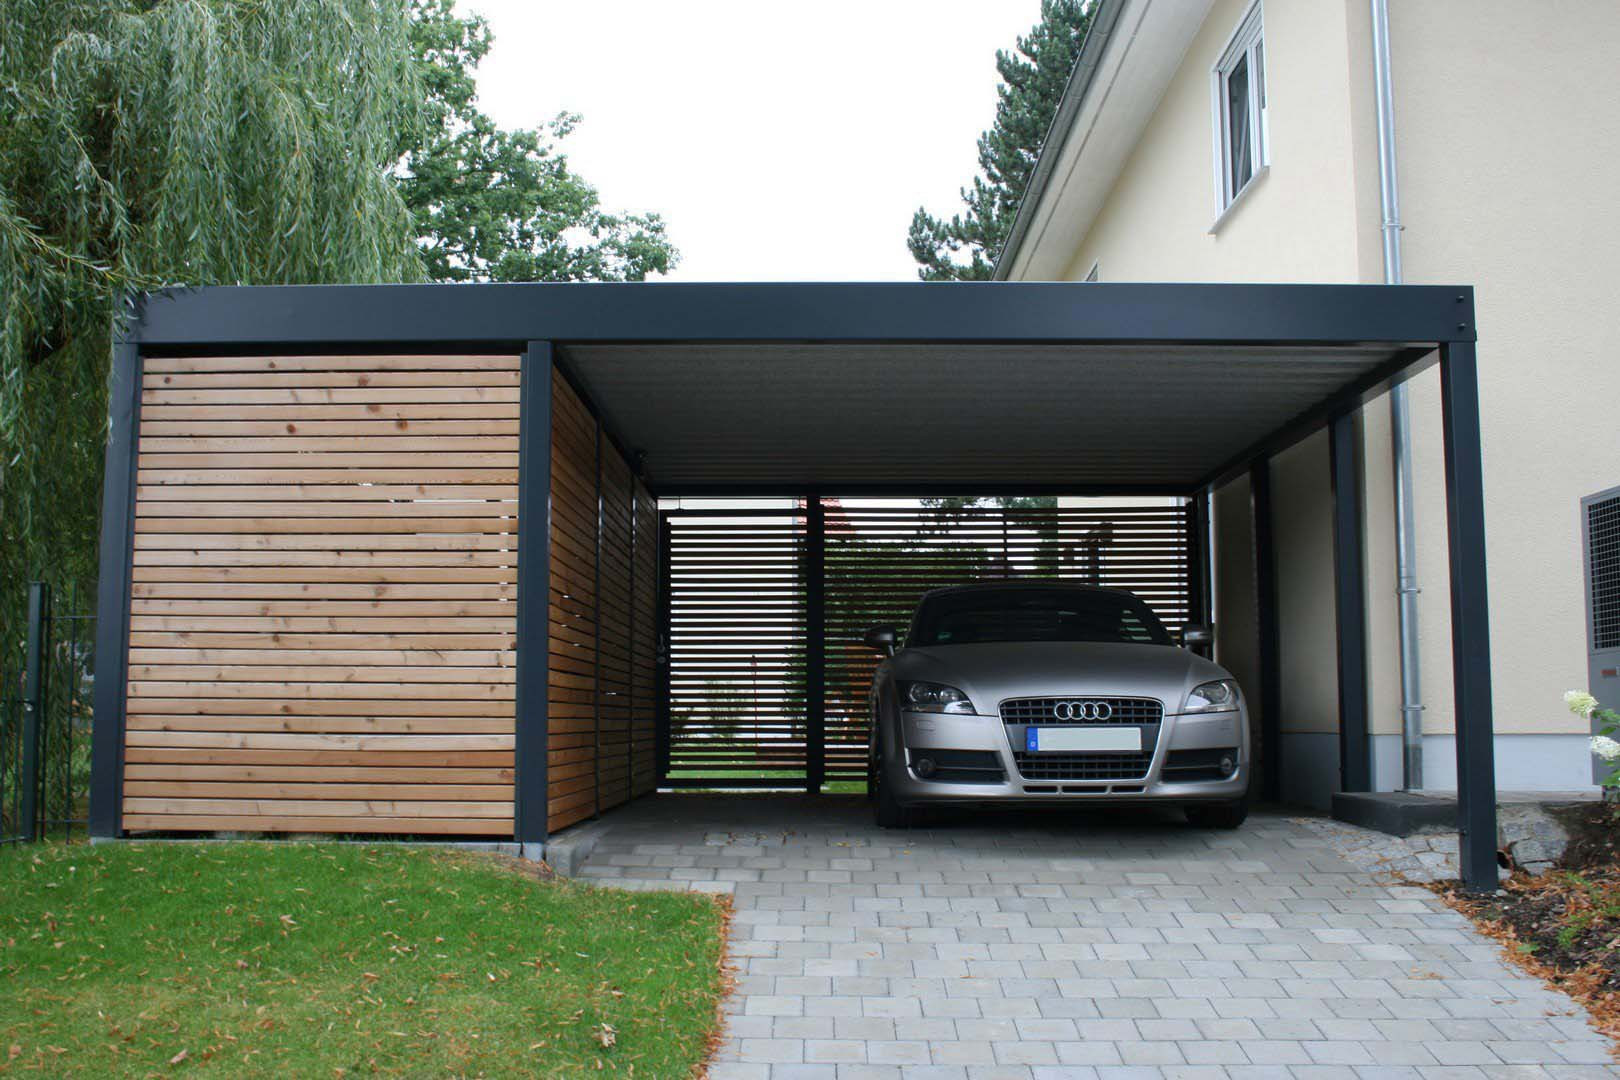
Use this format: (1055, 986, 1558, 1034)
(513, 342, 552, 852)
(93, 281, 1497, 890)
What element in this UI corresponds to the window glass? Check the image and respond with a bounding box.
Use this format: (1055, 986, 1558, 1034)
(1226, 54, 1252, 195)
(909, 588, 1172, 647)
(1215, 5, 1266, 210)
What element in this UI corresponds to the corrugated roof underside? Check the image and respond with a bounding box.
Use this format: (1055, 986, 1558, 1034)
(560, 343, 1399, 490)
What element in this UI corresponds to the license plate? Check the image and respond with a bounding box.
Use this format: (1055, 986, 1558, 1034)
(1026, 727, 1142, 752)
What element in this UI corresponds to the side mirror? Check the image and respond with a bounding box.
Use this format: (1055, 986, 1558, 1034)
(1179, 624, 1213, 649)
(863, 624, 899, 656)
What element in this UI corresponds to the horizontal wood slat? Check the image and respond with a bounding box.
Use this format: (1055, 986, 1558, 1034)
(548, 370, 599, 832)
(123, 354, 520, 837)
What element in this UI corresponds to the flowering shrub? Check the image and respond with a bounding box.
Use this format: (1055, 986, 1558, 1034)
(1567, 689, 1620, 789)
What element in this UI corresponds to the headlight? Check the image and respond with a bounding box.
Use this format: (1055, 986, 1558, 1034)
(900, 681, 975, 714)
(1183, 679, 1240, 714)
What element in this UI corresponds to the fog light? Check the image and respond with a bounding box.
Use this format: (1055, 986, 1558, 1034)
(1219, 754, 1237, 778)
(914, 757, 936, 779)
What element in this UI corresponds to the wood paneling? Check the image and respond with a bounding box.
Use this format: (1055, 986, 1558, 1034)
(545, 371, 661, 832)
(123, 354, 520, 836)
(547, 370, 598, 831)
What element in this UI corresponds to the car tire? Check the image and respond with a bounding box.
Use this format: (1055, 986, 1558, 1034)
(1185, 799, 1248, 829)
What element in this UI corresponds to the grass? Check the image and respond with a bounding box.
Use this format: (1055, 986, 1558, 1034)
(0, 841, 728, 1076)
(666, 769, 867, 795)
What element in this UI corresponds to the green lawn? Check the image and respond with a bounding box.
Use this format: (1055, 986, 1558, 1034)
(0, 841, 727, 1076)
(667, 769, 867, 795)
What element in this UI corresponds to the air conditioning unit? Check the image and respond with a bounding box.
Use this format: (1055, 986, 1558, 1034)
(1583, 485, 1620, 782)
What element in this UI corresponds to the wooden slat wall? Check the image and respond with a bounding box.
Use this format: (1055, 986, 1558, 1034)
(124, 354, 520, 835)
(548, 370, 599, 831)
(545, 369, 661, 831)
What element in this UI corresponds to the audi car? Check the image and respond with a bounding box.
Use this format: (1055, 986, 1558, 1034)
(864, 581, 1250, 829)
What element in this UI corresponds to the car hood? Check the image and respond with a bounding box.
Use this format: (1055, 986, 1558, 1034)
(890, 641, 1232, 717)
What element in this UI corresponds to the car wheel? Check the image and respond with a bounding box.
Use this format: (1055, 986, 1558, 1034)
(1185, 799, 1248, 829)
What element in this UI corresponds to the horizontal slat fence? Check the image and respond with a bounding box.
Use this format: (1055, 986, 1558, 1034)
(821, 500, 1195, 783)
(124, 354, 521, 835)
(664, 511, 809, 786)
(661, 499, 1192, 789)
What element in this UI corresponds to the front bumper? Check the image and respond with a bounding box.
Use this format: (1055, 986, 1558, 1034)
(891, 708, 1248, 803)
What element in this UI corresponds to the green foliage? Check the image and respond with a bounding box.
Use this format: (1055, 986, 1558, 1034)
(907, 0, 1095, 280)
(0, 841, 726, 1075)
(400, 0, 678, 283)
(0, 0, 682, 659)
(0, 0, 427, 653)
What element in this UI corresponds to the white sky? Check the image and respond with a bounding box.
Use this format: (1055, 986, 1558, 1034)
(463, 0, 1045, 281)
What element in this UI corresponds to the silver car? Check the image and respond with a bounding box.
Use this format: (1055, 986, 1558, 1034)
(864, 581, 1251, 829)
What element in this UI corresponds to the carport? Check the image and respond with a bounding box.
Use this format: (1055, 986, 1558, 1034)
(89, 282, 1499, 889)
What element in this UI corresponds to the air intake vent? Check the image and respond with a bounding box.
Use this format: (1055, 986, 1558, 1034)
(1589, 493, 1620, 650)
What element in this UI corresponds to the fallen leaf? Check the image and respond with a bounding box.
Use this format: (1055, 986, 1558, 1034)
(593, 1023, 616, 1049)
(170, 1048, 189, 1065)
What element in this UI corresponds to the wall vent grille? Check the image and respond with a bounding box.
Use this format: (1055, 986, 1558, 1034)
(1589, 494, 1620, 650)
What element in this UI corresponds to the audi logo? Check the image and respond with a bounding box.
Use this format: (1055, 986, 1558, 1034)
(1052, 700, 1113, 721)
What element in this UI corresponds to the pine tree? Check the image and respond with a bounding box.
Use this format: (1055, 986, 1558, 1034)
(907, 1, 1095, 280)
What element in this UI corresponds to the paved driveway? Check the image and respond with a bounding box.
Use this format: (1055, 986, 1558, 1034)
(576, 795, 1616, 1079)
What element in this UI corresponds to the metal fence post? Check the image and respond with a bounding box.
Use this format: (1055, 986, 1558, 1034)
(20, 582, 49, 842)
(805, 497, 826, 795)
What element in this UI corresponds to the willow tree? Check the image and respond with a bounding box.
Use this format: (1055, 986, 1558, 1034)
(0, 0, 426, 653)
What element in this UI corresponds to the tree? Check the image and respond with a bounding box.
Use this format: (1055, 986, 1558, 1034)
(907, 0, 1095, 280)
(0, 0, 427, 651)
(399, 0, 678, 283)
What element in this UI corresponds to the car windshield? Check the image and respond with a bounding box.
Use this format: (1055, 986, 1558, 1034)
(909, 587, 1172, 647)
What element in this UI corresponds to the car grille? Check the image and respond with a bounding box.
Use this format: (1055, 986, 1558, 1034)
(1012, 751, 1155, 782)
(999, 696, 1163, 726)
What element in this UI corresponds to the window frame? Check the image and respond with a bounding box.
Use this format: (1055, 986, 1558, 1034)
(1210, 2, 1268, 216)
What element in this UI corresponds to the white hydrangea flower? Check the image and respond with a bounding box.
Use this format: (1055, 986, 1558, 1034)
(1566, 690, 1600, 719)
(1590, 735, 1620, 761)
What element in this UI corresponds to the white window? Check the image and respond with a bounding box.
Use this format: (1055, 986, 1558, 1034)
(1212, 4, 1267, 212)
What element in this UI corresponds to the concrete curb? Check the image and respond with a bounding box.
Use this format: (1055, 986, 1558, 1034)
(536, 818, 614, 877)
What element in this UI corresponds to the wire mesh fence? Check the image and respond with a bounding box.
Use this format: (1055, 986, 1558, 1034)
(0, 659, 23, 843)
(0, 583, 94, 843)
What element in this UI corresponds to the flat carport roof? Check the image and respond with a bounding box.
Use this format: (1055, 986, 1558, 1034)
(134, 281, 1458, 495)
(114, 281, 1497, 887)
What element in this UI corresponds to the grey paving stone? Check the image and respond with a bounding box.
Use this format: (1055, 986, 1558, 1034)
(575, 799, 1619, 1078)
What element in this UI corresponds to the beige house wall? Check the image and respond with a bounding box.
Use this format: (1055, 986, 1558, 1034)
(1384, 1, 1620, 748)
(1059, 0, 1372, 286)
(1053, 0, 1382, 773)
(1015, 0, 1620, 792)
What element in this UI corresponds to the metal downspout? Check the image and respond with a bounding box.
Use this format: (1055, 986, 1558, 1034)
(1371, 0, 1425, 790)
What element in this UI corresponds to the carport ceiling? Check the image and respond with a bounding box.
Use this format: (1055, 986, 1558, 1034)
(559, 342, 1422, 492)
